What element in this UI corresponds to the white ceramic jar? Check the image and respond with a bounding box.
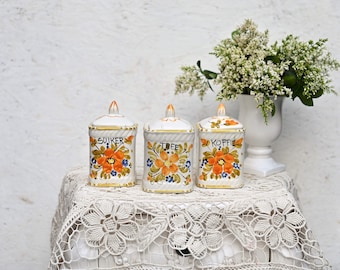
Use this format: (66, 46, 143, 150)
(143, 104, 195, 193)
(197, 103, 245, 188)
(88, 100, 137, 187)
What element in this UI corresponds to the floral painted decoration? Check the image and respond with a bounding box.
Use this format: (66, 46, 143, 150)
(210, 118, 239, 129)
(90, 135, 134, 180)
(146, 141, 193, 185)
(199, 138, 243, 180)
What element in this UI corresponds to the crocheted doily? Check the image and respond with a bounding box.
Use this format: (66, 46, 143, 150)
(49, 167, 330, 270)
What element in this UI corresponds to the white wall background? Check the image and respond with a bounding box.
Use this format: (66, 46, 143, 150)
(0, 0, 339, 269)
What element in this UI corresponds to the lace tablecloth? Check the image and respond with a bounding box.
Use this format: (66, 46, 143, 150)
(49, 167, 330, 270)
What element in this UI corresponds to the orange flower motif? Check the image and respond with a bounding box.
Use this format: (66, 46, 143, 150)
(89, 170, 97, 179)
(201, 138, 210, 147)
(125, 135, 135, 144)
(208, 151, 235, 175)
(224, 119, 239, 126)
(90, 137, 97, 146)
(127, 135, 134, 141)
(155, 151, 179, 176)
(97, 148, 125, 173)
(233, 138, 243, 147)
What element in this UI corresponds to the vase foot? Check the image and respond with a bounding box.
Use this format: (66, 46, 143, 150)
(243, 156, 285, 177)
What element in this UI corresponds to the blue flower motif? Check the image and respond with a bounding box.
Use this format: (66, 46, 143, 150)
(91, 158, 97, 164)
(222, 172, 228, 178)
(185, 160, 191, 168)
(122, 159, 129, 167)
(111, 170, 117, 177)
(146, 158, 153, 167)
(166, 175, 174, 182)
(200, 159, 208, 168)
(233, 163, 240, 169)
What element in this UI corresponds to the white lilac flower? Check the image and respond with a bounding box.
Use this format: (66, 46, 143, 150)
(175, 65, 210, 99)
(174, 19, 339, 123)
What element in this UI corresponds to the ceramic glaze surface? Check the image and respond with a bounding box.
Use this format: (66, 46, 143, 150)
(143, 105, 194, 193)
(197, 104, 245, 188)
(238, 95, 285, 177)
(88, 101, 137, 186)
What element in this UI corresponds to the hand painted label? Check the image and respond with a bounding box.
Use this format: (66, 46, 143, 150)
(210, 139, 233, 147)
(96, 137, 124, 145)
(89, 135, 135, 181)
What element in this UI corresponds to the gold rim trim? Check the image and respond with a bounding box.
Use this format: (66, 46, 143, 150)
(144, 129, 194, 133)
(197, 125, 245, 133)
(142, 187, 192, 193)
(89, 124, 138, 131)
(196, 183, 244, 189)
(88, 181, 136, 187)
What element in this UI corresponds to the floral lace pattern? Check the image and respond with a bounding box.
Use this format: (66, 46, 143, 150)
(168, 204, 224, 259)
(251, 198, 305, 249)
(49, 168, 331, 270)
(81, 199, 138, 255)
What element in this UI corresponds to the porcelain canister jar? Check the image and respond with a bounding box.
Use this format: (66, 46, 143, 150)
(197, 103, 245, 188)
(143, 104, 195, 193)
(88, 100, 137, 187)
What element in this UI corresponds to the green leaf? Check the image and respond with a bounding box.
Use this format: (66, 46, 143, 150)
(196, 60, 202, 70)
(290, 77, 314, 106)
(283, 68, 297, 88)
(206, 80, 215, 92)
(231, 30, 240, 40)
(298, 95, 314, 106)
(197, 60, 218, 80)
(271, 103, 276, 117)
(265, 55, 280, 64)
(311, 89, 323, 98)
(202, 70, 218, 79)
(291, 81, 304, 100)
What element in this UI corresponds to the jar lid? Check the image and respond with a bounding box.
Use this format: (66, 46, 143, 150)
(89, 100, 137, 130)
(198, 103, 243, 132)
(144, 104, 193, 132)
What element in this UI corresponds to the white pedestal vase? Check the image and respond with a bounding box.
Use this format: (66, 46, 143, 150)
(238, 94, 285, 177)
